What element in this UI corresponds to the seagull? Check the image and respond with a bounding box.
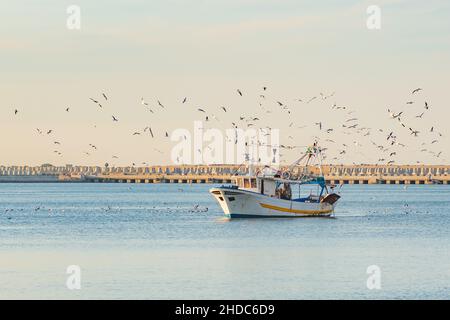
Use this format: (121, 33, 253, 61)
(409, 128, 420, 136)
(102, 93, 108, 100)
(182, 97, 187, 104)
(388, 109, 403, 119)
(387, 132, 394, 140)
(221, 107, 227, 112)
(157, 100, 165, 108)
(141, 97, 149, 106)
(14, 109, 18, 115)
(237, 89, 243, 96)
(198, 108, 206, 113)
(112, 115, 119, 122)
(65, 107, 70, 112)
(90, 98, 98, 104)
(315, 122, 322, 130)
(306, 96, 317, 103)
(412, 88, 422, 94)
(415, 112, 424, 118)
(424, 101, 429, 109)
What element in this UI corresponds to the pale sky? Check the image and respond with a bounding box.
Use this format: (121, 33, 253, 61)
(1, 0, 449, 166)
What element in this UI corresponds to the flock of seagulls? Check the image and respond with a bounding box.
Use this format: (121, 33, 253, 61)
(10, 85, 446, 167)
(2, 200, 209, 221)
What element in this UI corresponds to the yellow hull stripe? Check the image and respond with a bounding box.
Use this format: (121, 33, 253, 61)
(259, 203, 332, 215)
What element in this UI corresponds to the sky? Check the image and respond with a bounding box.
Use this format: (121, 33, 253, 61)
(1, 0, 449, 166)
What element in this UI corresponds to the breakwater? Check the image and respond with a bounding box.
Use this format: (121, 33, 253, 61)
(1, 164, 449, 184)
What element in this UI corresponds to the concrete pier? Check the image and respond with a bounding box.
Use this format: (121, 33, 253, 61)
(0, 164, 449, 184)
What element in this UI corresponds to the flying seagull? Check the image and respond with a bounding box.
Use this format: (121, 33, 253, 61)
(141, 98, 149, 106)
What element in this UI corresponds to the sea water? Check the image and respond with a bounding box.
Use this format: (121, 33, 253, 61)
(0, 183, 449, 299)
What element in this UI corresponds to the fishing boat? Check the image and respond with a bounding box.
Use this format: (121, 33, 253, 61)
(210, 143, 340, 218)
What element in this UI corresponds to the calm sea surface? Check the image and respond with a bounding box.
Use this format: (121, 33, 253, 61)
(0, 183, 449, 299)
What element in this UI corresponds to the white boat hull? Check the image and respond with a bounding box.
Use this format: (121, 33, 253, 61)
(210, 187, 336, 218)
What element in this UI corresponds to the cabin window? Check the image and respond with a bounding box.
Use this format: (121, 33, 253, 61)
(228, 197, 235, 201)
(218, 196, 224, 201)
